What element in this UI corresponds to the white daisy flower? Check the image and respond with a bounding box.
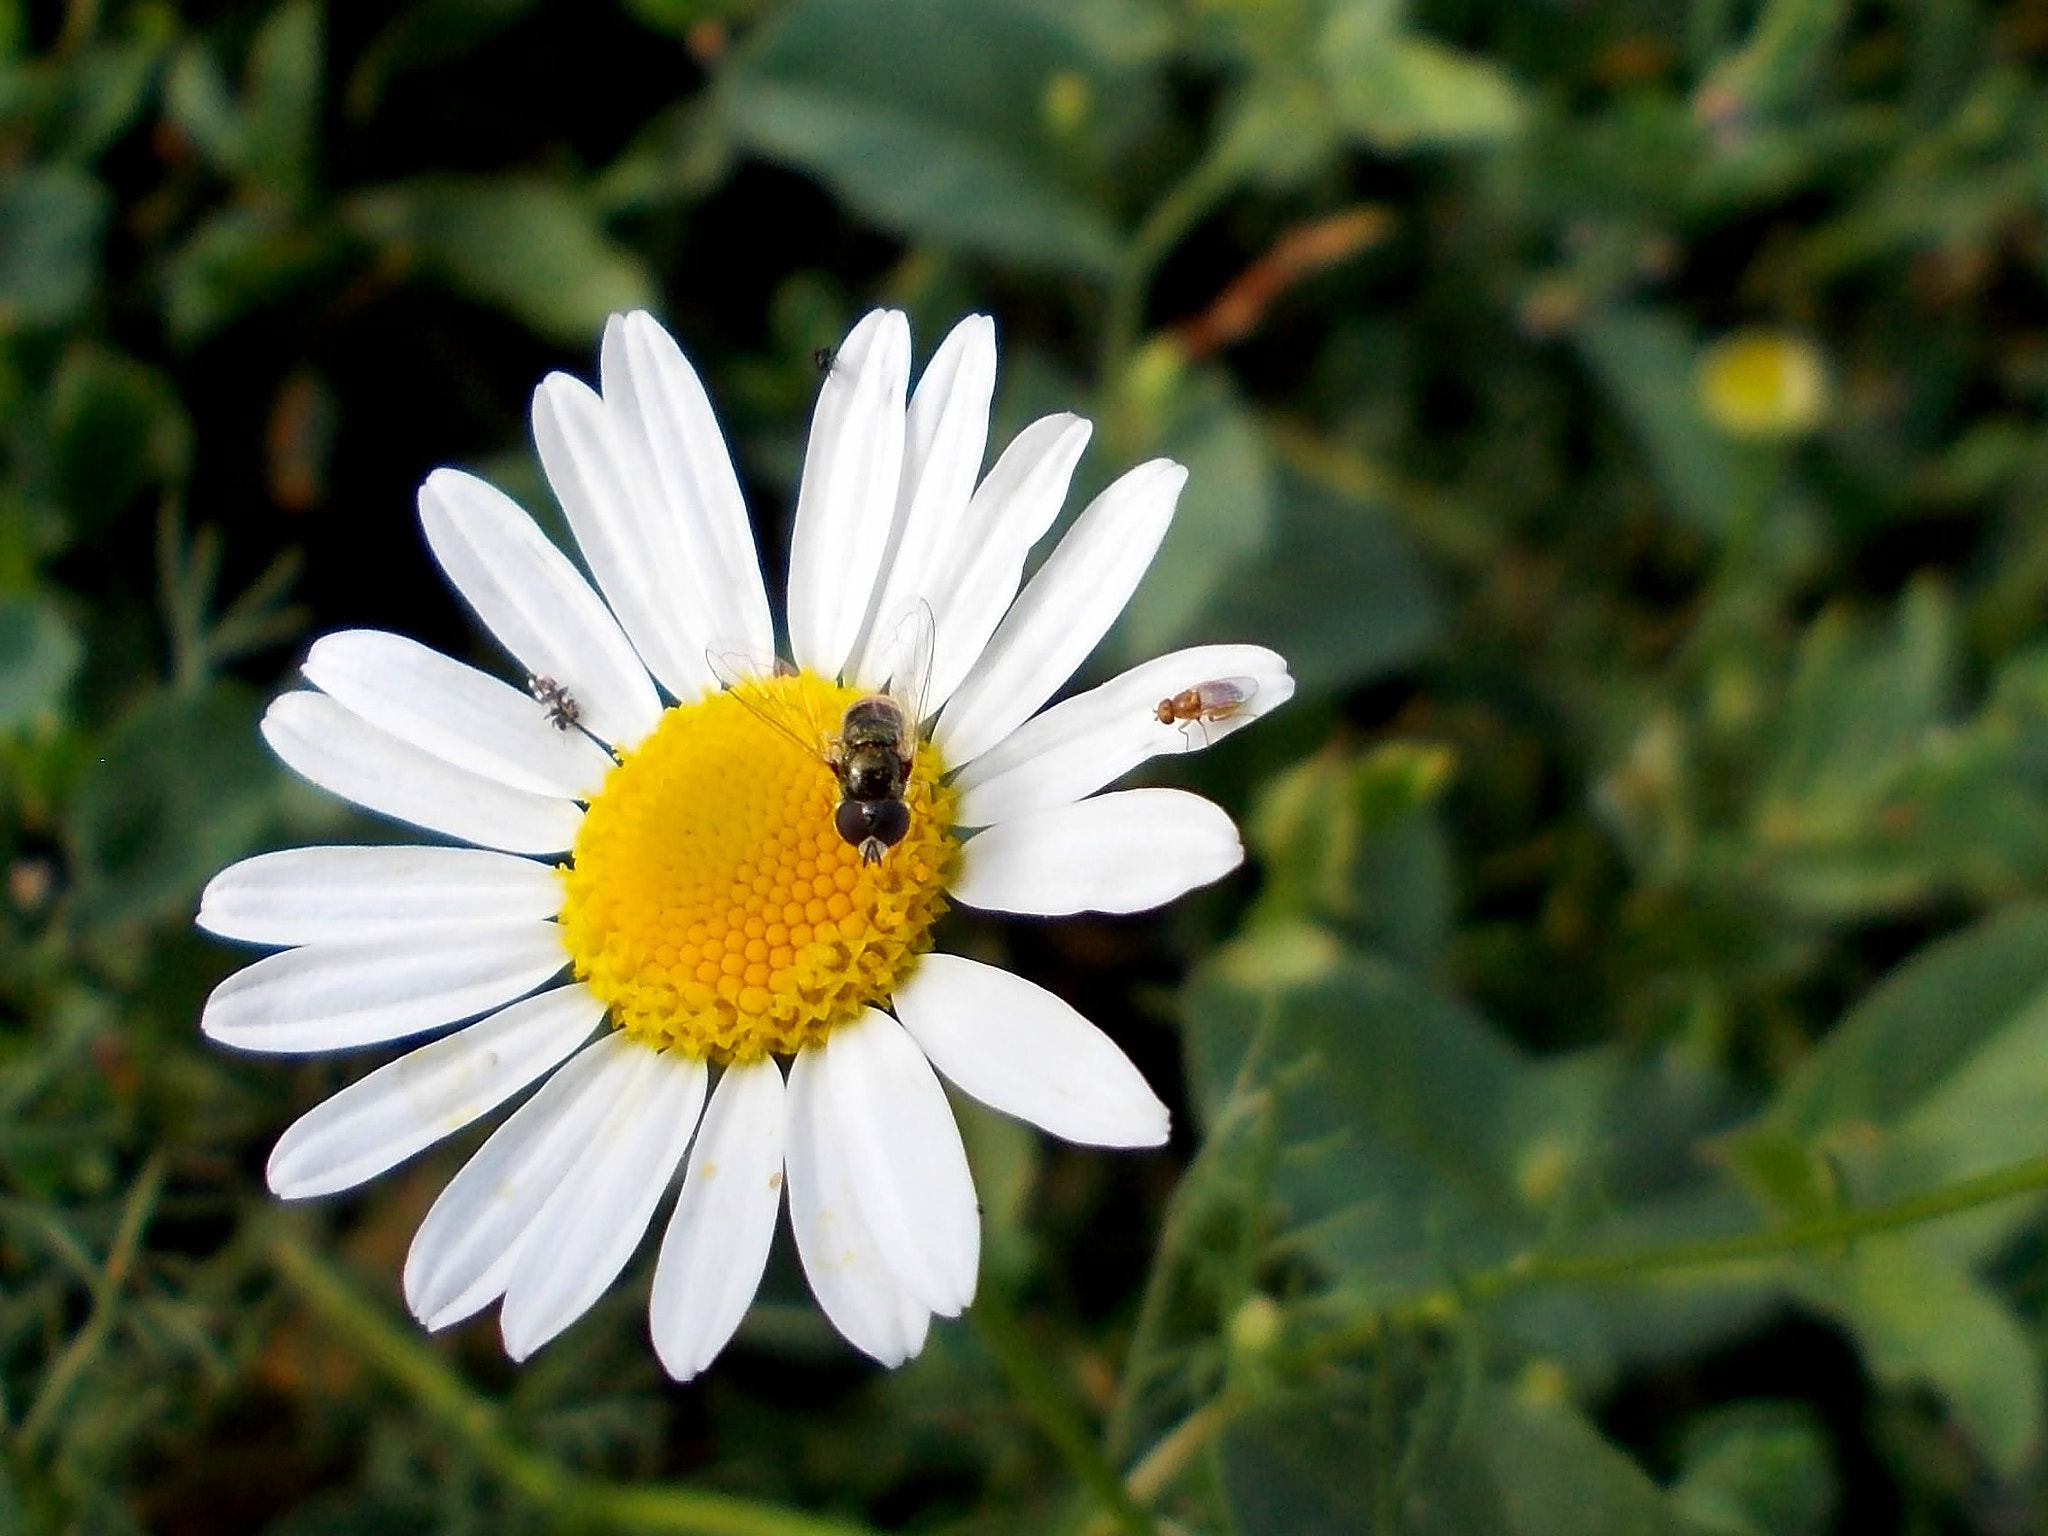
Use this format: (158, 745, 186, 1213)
(198, 309, 1293, 1378)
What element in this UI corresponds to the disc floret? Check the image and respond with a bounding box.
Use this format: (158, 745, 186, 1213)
(559, 672, 955, 1062)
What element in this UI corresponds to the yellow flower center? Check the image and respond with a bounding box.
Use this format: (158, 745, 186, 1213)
(558, 672, 956, 1063)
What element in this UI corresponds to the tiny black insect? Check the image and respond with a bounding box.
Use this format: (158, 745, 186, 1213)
(812, 345, 837, 374)
(527, 674, 581, 730)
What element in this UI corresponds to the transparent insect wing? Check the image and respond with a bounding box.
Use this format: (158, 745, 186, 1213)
(873, 599, 937, 736)
(706, 644, 836, 766)
(1164, 676, 1261, 753)
(1197, 677, 1259, 715)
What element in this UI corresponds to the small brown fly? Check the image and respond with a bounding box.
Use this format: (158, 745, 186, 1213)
(1154, 677, 1258, 748)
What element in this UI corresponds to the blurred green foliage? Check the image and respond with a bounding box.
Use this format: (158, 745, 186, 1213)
(7, 0, 2048, 1530)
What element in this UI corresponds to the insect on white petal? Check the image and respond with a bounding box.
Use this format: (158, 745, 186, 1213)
(1153, 676, 1257, 749)
(526, 674, 583, 731)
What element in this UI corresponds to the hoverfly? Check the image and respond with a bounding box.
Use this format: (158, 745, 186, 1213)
(1154, 677, 1258, 748)
(527, 674, 582, 731)
(709, 603, 934, 864)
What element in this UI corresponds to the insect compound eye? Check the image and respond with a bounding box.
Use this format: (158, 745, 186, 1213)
(834, 799, 878, 848)
(866, 798, 910, 849)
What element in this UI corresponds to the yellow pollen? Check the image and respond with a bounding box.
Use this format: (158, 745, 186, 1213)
(558, 672, 956, 1063)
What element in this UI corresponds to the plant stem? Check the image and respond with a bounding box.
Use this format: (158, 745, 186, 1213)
(1101, 1156, 1203, 1465)
(969, 1286, 1154, 1536)
(1106, 1149, 2048, 1513)
(1321, 1146, 2048, 1356)
(20, 1152, 166, 1455)
(1107, 1001, 1283, 1464)
(268, 1234, 879, 1536)
(1098, 150, 1245, 384)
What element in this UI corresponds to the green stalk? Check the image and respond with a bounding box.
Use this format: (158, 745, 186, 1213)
(1325, 1147, 2048, 1354)
(20, 1153, 166, 1454)
(970, 1286, 1155, 1536)
(1110, 1149, 2048, 1515)
(268, 1235, 880, 1536)
(1098, 150, 1246, 385)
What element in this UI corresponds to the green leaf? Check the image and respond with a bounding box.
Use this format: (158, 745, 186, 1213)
(1575, 307, 1827, 570)
(622, 0, 758, 39)
(1320, 8, 1527, 153)
(1575, 308, 1742, 538)
(68, 684, 280, 926)
(1221, 1382, 1693, 1535)
(164, 42, 248, 173)
(720, 0, 1151, 276)
(1697, 0, 1851, 123)
(1185, 925, 1772, 1382)
(47, 346, 191, 535)
(342, 178, 656, 345)
(1248, 741, 1455, 965)
(594, 99, 736, 216)
(1212, 76, 1343, 188)
(1183, 929, 1535, 1287)
(0, 166, 109, 330)
(160, 207, 351, 343)
(347, 0, 546, 118)
(44, 39, 165, 164)
(1759, 578, 1956, 826)
(1722, 908, 2048, 1469)
(1198, 467, 1440, 697)
(1671, 1402, 1837, 1536)
(1217, 1390, 1380, 1535)
(1730, 904, 2048, 1258)
(1795, 1239, 2041, 1476)
(1404, 1386, 1693, 1535)
(1732, 592, 2048, 917)
(245, 0, 325, 207)
(1749, 903, 2048, 1146)
(1004, 0, 1175, 68)
(1112, 362, 1274, 661)
(0, 598, 82, 730)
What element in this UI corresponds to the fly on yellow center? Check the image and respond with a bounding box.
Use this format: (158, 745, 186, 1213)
(558, 672, 957, 1063)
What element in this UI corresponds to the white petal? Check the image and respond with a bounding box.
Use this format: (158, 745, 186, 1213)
(893, 954, 1169, 1148)
(815, 1009, 979, 1316)
(897, 1289, 932, 1355)
(198, 845, 562, 946)
(848, 316, 996, 690)
(404, 1031, 635, 1329)
(303, 630, 616, 799)
(786, 309, 912, 681)
(951, 645, 1294, 827)
(418, 468, 661, 750)
(953, 788, 1242, 916)
(266, 984, 604, 1198)
(500, 1046, 707, 1360)
(201, 924, 567, 1054)
(262, 691, 583, 855)
(533, 372, 719, 702)
(935, 459, 1186, 765)
(648, 1057, 786, 1381)
(600, 312, 773, 659)
(784, 1044, 931, 1366)
(923, 413, 1092, 713)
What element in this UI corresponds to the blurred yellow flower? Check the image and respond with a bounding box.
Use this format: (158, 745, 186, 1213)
(1697, 329, 1829, 440)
